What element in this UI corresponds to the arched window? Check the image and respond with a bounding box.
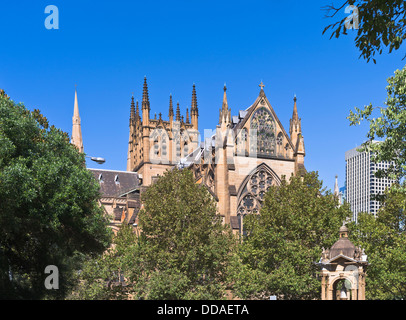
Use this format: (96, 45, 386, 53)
(250, 107, 276, 156)
(150, 127, 169, 163)
(236, 164, 281, 235)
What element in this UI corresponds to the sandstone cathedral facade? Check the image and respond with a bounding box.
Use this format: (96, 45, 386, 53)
(125, 78, 306, 234)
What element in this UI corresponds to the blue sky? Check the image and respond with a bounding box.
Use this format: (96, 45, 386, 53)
(0, 0, 404, 192)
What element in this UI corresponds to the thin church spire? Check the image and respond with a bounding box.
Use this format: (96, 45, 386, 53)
(71, 85, 84, 153)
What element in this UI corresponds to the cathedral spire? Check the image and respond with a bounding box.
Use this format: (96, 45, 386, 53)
(334, 175, 339, 197)
(71, 85, 84, 153)
(186, 108, 190, 124)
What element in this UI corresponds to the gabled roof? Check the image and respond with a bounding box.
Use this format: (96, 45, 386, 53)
(231, 89, 296, 151)
(328, 254, 357, 264)
(89, 168, 140, 197)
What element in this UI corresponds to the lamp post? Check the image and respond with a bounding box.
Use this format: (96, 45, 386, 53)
(86, 156, 106, 164)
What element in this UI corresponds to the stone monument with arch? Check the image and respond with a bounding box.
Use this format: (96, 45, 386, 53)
(318, 224, 369, 300)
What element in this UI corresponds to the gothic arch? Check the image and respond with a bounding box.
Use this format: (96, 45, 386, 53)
(328, 276, 356, 300)
(236, 163, 281, 217)
(150, 127, 169, 163)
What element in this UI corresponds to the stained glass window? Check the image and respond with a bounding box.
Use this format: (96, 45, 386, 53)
(250, 107, 276, 156)
(237, 167, 278, 235)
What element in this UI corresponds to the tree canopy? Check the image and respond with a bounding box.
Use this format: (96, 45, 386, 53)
(348, 186, 406, 299)
(232, 171, 352, 300)
(348, 65, 406, 192)
(323, 0, 406, 63)
(0, 92, 112, 299)
(74, 168, 236, 300)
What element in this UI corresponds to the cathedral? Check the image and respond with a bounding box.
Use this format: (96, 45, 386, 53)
(125, 77, 306, 233)
(71, 78, 306, 234)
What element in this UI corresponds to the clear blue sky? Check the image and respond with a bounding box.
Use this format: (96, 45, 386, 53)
(1, 0, 404, 192)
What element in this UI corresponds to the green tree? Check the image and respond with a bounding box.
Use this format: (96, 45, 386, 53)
(348, 186, 406, 299)
(74, 168, 236, 300)
(322, 0, 406, 63)
(233, 172, 352, 300)
(70, 224, 137, 300)
(347, 65, 406, 192)
(0, 92, 112, 299)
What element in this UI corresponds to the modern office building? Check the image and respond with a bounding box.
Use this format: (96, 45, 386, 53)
(345, 144, 396, 222)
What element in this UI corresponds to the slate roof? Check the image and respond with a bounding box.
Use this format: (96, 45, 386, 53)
(89, 168, 140, 197)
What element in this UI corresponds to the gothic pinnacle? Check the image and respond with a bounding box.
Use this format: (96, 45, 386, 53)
(191, 83, 198, 116)
(135, 100, 140, 121)
(130, 94, 135, 123)
(176, 102, 181, 121)
(142, 76, 150, 111)
(169, 94, 174, 118)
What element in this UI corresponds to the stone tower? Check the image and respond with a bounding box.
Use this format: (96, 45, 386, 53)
(126, 77, 200, 185)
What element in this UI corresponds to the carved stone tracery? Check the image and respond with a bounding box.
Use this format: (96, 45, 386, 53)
(237, 165, 280, 218)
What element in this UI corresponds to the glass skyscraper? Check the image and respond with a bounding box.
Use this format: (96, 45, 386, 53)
(345, 144, 396, 222)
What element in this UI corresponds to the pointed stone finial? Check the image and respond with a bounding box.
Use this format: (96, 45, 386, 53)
(220, 83, 231, 125)
(176, 102, 181, 121)
(292, 94, 298, 120)
(222, 84, 228, 108)
(169, 94, 174, 118)
(142, 76, 150, 110)
(135, 100, 140, 121)
(130, 94, 136, 124)
(186, 108, 190, 124)
(191, 84, 198, 116)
